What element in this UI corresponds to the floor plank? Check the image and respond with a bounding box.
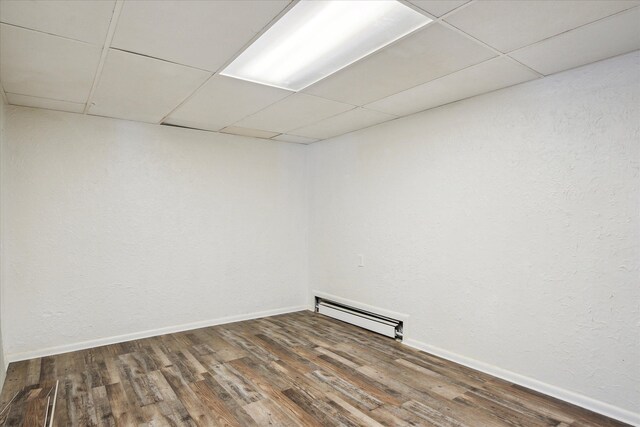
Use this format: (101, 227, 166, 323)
(0, 311, 630, 426)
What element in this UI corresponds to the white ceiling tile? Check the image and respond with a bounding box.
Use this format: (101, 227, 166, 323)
(5, 93, 85, 113)
(444, 0, 639, 53)
(0, 0, 115, 45)
(366, 57, 540, 116)
(88, 49, 210, 123)
(164, 75, 291, 132)
(291, 108, 396, 140)
(235, 93, 354, 133)
(220, 126, 280, 139)
(408, 1, 469, 17)
(303, 23, 495, 106)
(0, 24, 101, 103)
(111, 0, 290, 71)
(272, 134, 318, 144)
(510, 7, 640, 76)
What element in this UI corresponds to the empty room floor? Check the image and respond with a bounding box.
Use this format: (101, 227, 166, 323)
(0, 311, 629, 426)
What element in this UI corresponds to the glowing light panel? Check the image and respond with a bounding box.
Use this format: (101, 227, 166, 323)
(221, 0, 431, 91)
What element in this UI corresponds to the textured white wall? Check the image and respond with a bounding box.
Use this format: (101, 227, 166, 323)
(1, 50, 637, 423)
(2, 107, 308, 357)
(0, 101, 6, 387)
(308, 52, 639, 416)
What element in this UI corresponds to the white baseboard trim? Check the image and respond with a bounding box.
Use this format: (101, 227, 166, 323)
(404, 338, 640, 427)
(7, 305, 308, 363)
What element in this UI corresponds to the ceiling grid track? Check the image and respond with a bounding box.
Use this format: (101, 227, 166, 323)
(161, 0, 439, 131)
(0, 21, 99, 44)
(83, 0, 124, 114)
(232, 95, 360, 137)
(504, 4, 640, 74)
(158, 1, 299, 125)
(436, 20, 545, 78)
(414, 0, 546, 79)
(1, 0, 637, 141)
(0, 83, 8, 105)
(223, 0, 468, 139)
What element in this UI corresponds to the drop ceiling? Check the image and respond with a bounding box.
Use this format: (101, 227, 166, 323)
(0, 0, 638, 143)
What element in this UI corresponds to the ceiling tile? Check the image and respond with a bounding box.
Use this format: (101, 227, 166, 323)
(272, 134, 318, 144)
(445, 0, 639, 53)
(88, 49, 210, 123)
(366, 57, 540, 116)
(303, 23, 495, 106)
(0, 0, 115, 45)
(0, 24, 101, 103)
(111, 0, 290, 71)
(5, 93, 85, 113)
(235, 93, 354, 134)
(408, 1, 469, 17)
(220, 126, 280, 139)
(291, 108, 396, 140)
(164, 75, 291, 132)
(510, 7, 640, 76)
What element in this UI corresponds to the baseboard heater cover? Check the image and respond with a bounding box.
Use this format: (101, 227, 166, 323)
(315, 297, 403, 341)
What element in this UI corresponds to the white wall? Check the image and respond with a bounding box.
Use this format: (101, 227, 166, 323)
(308, 52, 639, 420)
(0, 100, 6, 388)
(2, 107, 308, 358)
(1, 50, 637, 424)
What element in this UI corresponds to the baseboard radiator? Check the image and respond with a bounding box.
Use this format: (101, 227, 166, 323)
(315, 297, 403, 341)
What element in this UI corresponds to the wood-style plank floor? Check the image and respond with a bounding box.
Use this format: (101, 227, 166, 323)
(0, 311, 629, 426)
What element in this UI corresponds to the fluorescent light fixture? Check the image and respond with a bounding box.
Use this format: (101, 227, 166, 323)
(221, 0, 431, 91)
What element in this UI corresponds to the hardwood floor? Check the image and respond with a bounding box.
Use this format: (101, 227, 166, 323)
(0, 311, 629, 426)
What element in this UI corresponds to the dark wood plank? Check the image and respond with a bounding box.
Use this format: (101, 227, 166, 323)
(0, 311, 631, 427)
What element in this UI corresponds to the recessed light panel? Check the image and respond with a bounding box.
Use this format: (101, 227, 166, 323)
(221, 0, 431, 91)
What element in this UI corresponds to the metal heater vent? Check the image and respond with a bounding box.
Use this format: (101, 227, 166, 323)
(315, 297, 403, 341)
